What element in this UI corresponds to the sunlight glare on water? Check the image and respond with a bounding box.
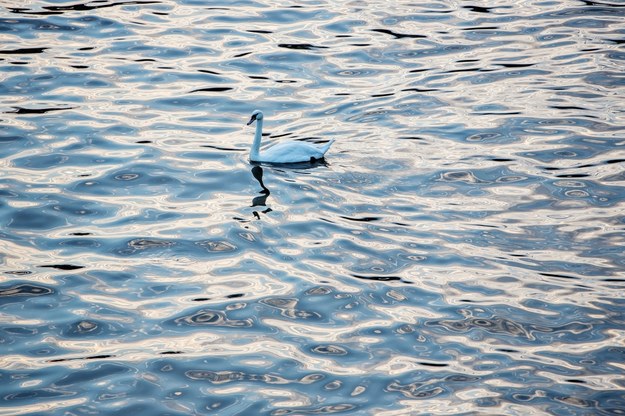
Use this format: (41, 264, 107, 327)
(1, 0, 625, 415)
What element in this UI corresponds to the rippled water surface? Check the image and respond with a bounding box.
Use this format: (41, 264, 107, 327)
(2, 0, 625, 414)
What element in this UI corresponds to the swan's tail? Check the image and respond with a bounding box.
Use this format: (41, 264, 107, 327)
(320, 139, 335, 155)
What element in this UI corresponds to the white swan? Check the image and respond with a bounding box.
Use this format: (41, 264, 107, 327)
(246, 110, 334, 164)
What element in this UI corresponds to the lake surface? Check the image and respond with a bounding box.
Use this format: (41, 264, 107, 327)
(1, 0, 625, 414)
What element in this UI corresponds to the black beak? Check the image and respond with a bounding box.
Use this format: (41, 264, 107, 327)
(247, 114, 257, 126)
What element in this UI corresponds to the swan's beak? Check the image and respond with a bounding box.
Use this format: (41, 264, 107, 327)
(247, 114, 257, 126)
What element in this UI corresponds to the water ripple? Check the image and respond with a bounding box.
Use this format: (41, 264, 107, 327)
(1, 0, 624, 414)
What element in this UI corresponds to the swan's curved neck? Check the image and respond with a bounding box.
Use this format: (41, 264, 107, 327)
(250, 118, 263, 161)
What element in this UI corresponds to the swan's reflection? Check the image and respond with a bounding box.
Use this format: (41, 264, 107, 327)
(251, 166, 272, 219)
(249, 160, 328, 220)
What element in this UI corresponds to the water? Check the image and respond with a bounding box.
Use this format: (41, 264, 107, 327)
(1, 0, 624, 414)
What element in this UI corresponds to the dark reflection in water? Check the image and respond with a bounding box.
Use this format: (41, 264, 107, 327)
(1, 0, 625, 414)
(251, 166, 272, 219)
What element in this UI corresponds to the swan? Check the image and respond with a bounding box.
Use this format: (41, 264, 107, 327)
(246, 110, 334, 164)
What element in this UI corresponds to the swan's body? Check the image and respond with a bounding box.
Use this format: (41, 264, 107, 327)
(247, 110, 334, 164)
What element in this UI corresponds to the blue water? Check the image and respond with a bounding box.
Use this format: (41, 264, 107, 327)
(1, 0, 625, 414)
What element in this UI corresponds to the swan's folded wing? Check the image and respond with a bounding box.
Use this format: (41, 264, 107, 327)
(259, 141, 329, 163)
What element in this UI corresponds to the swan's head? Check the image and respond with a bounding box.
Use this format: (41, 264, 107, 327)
(247, 110, 264, 126)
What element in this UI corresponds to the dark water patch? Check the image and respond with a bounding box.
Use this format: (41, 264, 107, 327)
(463, 5, 498, 13)
(39, 264, 84, 271)
(198, 69, 221, 75)
(371, 92, 394, 98)
(461, 26, 500, 31)
(189, 86, 233, 93)
(445, 67, 485, 74)
(550, 105, 590, 111)
(554, 173, 591, 178)
(497, 62, 536, 68)
(41, 0, 161, 13)
(565, 379, 586, 384)
(351, 274, 404, 282)
(0, 47, 48, 54)
(580, 0, 625, 6)
(6, 106, 74, 114)
(605, 38, 625, 45)
(200, 144, 246, 152)
(278, 43, 328, 50)
(7, 7, 63, 15)
(540, 272, 580, 280)
(339, 215, 381, 222)
(473, 111, 522, 116)
(497, 348, 519, 353)
(225, 293, 244, 299)
(48, 354, 115, 363)
(402, 87, 439, 92)
(418, 362, 449, 368)
(371, 29, 426, 39)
